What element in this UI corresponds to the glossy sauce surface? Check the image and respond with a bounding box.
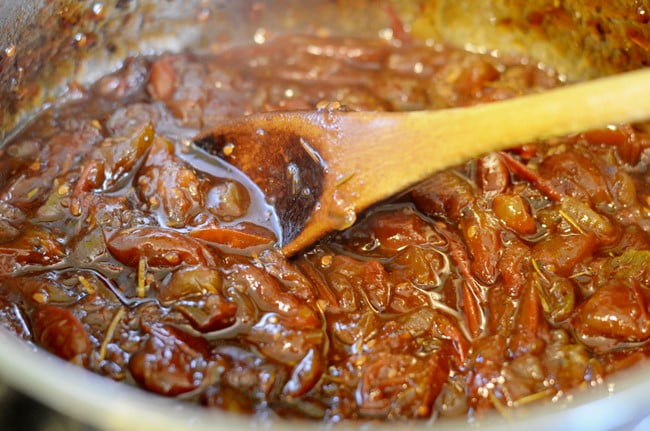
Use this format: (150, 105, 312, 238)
(2, 34, 650, 421)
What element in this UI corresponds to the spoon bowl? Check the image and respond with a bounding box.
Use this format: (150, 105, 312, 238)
(195, 68, 650, 256)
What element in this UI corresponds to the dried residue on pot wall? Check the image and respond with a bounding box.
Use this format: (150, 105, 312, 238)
(409, 0, 650, 80)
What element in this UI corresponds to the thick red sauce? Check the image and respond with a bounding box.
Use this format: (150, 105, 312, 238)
(2, 34, 650, 421)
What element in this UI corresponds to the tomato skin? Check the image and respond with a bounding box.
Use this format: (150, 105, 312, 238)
(189, 222, 275, 249)
(581, 125, 645, 165)
(357, 351, 448, 418)
(136, 138, 203, 228)
(532, 233, 597, 277)
(411, 170, 475, 221)
(174, 294, 238, 333)
(129, 326, 212, 396)
(560, 197, 618, 245)
(477, 153, 509, 195)
(368, 211, 434, 253)
(282, 349, 324, 398)
(453, 59, 500, 102)
(31, 306, 91, 365)
(499, 151, 562, 201)
(539, 151, 612, 205)
(158, 266, 222, 304)
(460, 204, 502, 284)
(106, 227, 215, 267)
(148, 58, 176, 101)
(573, 282, 650, 352)
(498, 239, 531, 297)
(228, 264, 319, 329)
(0, 226, 65, 274)
(509, 281, 546, 357)
(492, 194, 536, 235)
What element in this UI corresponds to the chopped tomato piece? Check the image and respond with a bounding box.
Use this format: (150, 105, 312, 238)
(190, 222, 276, 249)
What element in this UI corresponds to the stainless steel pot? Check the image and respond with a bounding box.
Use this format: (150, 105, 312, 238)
(1, 1, 650, 429)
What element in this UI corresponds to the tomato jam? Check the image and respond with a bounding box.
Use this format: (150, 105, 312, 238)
(1, 34, 650, 421)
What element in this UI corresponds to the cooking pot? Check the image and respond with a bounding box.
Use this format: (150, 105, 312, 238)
(1, 1, 650, 429)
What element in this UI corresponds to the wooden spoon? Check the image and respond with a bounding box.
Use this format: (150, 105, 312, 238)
(194, 68, 650, 256)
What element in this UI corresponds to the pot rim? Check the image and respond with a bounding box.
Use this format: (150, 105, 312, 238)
(1, 328, 648, 430)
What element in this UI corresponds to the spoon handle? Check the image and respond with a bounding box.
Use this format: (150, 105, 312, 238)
(337, 68, 650, 212)
(405, 67, 650, 170)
